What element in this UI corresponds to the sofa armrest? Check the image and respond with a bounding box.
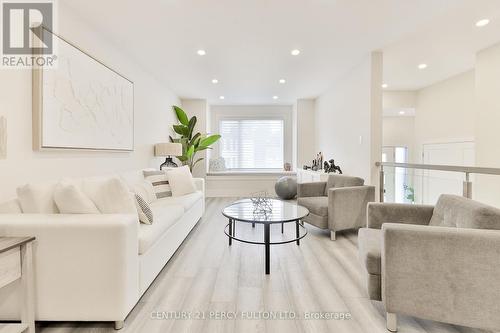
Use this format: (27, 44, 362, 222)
(328, 185, 375, 231)
(0, 214, 139, 321)
(382, 223, 500, 330)
(367, 202, 434, 229)
(193, 177, 205, 196)
(297, 182, 326, 198)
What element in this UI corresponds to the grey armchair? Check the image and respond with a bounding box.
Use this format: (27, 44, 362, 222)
(358, 194, 500, 332)
(297, 174, 375, 240)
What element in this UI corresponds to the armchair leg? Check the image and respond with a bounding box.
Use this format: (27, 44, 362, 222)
(330, 230, 336, 241)
(386, 312, 397, 332)
(114, 321, 124, 330)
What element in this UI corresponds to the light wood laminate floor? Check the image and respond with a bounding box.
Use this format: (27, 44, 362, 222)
(37, 198, 491, 333)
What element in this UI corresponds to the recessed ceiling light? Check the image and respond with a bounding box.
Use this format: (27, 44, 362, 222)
(197, 49, 206, 56)
(475, 19, 490, 27)
(382, 83, 388, 88)
(291, 49, 300, 56)
(418, 63, 428, 70)
(279, 79, 286, 84)
(219, 95, 225, 100)
(212, 79, 218, 84)
(399, 111, 405, 115)
(273, 96, 279, 100)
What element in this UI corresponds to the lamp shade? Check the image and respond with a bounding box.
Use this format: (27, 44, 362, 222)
(154, 143, 182, 157)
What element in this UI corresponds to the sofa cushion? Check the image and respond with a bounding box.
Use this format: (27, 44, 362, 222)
(429, 194, 500, 230)
(82, 177, 136, 214)
(297, 196, 328, 217)
(0, 199, 22, 213)
(134, 194, 154, 225)
(166, 166, 197, 197)
(138, 204, 184, 254)
(17, 182, 59, 213)
(325, 175, 364, 195)
(358, 228, 382, 275)
(143, 170, 172, 198)
(54, 180, 100, 214)
(151, 191, 203, 211)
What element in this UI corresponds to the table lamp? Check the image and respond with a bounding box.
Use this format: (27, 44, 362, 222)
(154, 143, 182, 170)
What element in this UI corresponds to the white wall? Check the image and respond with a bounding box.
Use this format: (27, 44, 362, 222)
(414, 70, 475, 162)
(296, 99, 316, 168)
(315, 52, 383, 185)
(383, 91, 416, 110)
(475, 43, 500, 207)
(383, 116, 415, 153)
(0, 3, 179, 201)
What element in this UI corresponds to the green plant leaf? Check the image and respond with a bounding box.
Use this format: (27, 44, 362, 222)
(173, 124, 188, 136)
(192, 157, 204, 168)
(195, 146, 211, 152)
(190, 133, 201, 146)
(187, 116, 197, 139)
(186, 145, 195, 158)
(173, 106, 189, 126)
(177, 155, 188, 162)
(169, 135, 174, 143)
(199, 134, 221, 147)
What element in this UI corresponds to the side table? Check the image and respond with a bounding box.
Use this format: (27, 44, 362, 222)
(0, 237, 36, 333)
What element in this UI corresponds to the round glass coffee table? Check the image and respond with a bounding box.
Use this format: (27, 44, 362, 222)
(222, 198, 309, 274)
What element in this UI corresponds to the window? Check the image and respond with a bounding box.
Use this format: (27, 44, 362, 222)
(219, 119, 284, 170)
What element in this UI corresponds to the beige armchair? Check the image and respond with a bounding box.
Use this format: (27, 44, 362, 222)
(297, 174, 375, 240)
(358, 194, 500, 332)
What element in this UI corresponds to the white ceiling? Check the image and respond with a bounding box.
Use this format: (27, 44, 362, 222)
(64, 0, 500, 104)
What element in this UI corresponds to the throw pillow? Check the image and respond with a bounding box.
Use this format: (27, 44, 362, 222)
(143, 170, 172, 199)
(166, 165, 197, 197)
(133, 180, 156, 203)
(82, 177, 137, 214)
(0, 199, 23, 213)
(17, 182, 59, 213)
(54, 180, 100, 214)
(134, 194, 153, 224)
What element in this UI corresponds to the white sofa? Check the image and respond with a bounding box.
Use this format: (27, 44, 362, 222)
(0, 169, 205, 329)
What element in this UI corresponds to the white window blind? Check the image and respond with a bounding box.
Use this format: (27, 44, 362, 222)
(219, 119, 284, 169)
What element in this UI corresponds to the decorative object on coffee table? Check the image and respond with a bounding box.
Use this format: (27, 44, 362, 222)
(275, 176, 297, 200)
(283, 162, 292, 171)
(154, 142, 182, 170)
(222, 199, 309, 274)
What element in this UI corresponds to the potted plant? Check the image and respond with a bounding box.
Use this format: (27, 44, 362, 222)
(170, 106, 221, 172)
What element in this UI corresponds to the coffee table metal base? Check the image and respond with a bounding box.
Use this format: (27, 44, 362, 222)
(224, 219, 307, 274)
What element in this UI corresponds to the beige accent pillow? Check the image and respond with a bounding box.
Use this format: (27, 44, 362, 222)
(82, 177, 136, 214)
(54, 180, 100, 214)
(133, 180, 156, 203)
(0, 199, 23, 213)
(17, 182, 59, 213)
(166, 165, 197, 197)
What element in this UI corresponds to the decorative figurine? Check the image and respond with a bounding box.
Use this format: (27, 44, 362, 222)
(324, 159, 343, 174)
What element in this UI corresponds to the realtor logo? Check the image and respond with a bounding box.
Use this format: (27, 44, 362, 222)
(1, 0, 56, 68)
(2, 1, 53, 54)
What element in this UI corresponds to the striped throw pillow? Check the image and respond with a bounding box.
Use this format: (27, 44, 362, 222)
(134, 194, 153, 224)
(143, 170, 172, 198)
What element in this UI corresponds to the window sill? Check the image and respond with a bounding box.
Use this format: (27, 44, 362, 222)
(207, 170, 296, 176)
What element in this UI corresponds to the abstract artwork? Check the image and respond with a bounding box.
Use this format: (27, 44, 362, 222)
(0, 116, 6, 159)
(33, 28, 134, 151)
